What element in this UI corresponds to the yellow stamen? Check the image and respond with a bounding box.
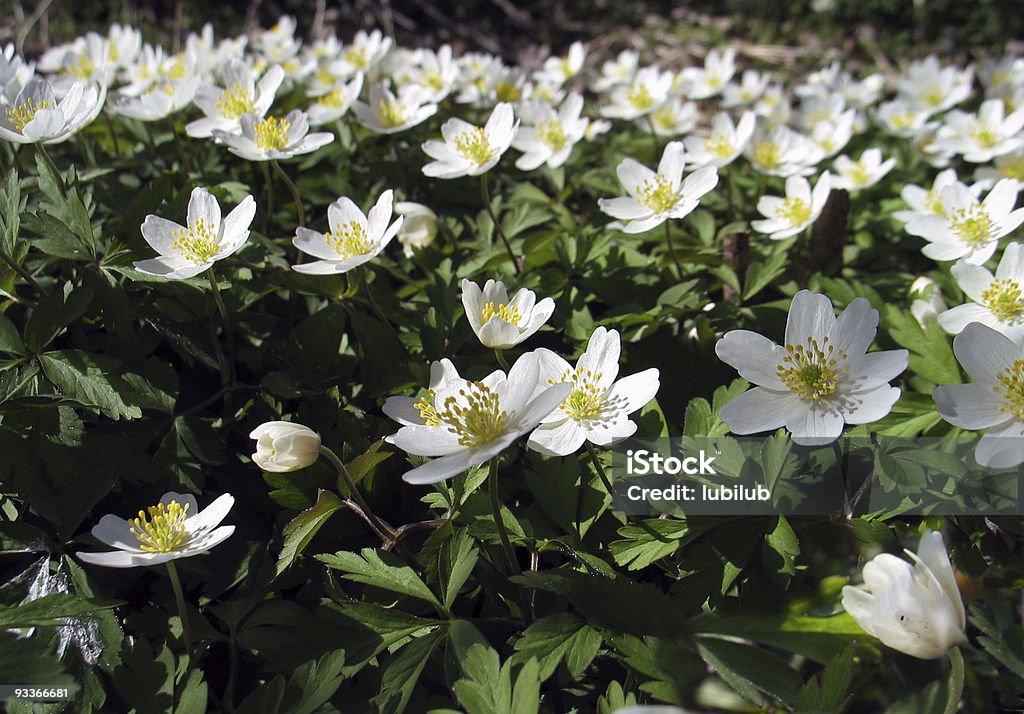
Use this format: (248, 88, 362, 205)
(776, 197, 813, 226)
(536, 118, 567, 150)
(637, 174, 678, 213)
(436, 382, 507, 447)
(627, 84, 654, 111)
(999, 155, 1024, 181)
(777, 336, 847, 400)
(414, 390, 441, 427)
(996, 359, 1024, 419)
(983, 279, 1024, 322)
(970, 122, 1000, 149)
(481, 302, 522, 325)
(5, 98, 56, 132)
(455, 127, 494, 166)
(950, 205, 993, 247)
(706, 132, 734, 158)
(495, 81, 520, 103)
(753, 141, 781, 170)
(172, 219, 220, 263)
(253, 116, 291, 151)
(325, 220, 374, 259)
(129, 500, 191, 553)
(216, 83, 256, 120)
(552, 368, 605, 420)
(375, 98, 406, 128)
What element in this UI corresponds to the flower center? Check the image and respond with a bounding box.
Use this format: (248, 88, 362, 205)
(129, 500, 191, 553)
(983, 279, 1024, 322)
(847, 160, 871, 187)
(254, 116, 291, 150)
(68, 54, 95, 80)
(216, 83, 256, 120)
(1000, 155, 1024, 181)
(996, 359, 1024, 420)
(481, 301, 521, 325)
(950, 205, 994, 247)
(413, 389, 441, 427)
(376, 98, 406, 128)
(627, 84, 654, 110)
(437, 382, 508, 447)
(5, 98, 56, 132)
(495, 82, 520, 103)
(776, 336, 847, 400)
(164, 56, 187, 80)
(890, 111, 916, 130)
(172, 219, 219, 263)
(455, 127, 494, 166)
(320, 87, 348, 109)
(637, 174, 678, 213)
(753, 141, 781, 170)
(537, 118, 567, 150)
(922, 87, 945, 108)
(776, 197, 812, 226)
(970, 121, 1000, 149)
(326, 220, 374, 259)
(706, 132, 734, 158)
(924, 188, 945, 216)
(346, 47, 368, 69)
(554, 368, 605, 420)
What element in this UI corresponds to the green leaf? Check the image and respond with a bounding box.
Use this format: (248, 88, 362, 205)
(373, 629, 444, 714)
(885, 307, 960, 385)
(38, 349, 142, 419)
(794, 643, 856, 713)
(695, 636, 802, 707)
(763, 515, 800, 581)
(24, 282, 94, 353)
(317, 547, 443, 610)
(0, 631, 74, 687)
(0, 313, 24, 355)
(438, 530, 479, 611)
(0, 593, 122, 629)
(609, 519, 689, 571)
(280, 650, 347, 714)
(511, 613, 603, 681)
(341, 438, 391, 493)
(175, 669, 208, 714)
(275, 489, 344, 577)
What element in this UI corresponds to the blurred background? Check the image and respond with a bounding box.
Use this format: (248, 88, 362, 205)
(3, 0, 1022, 66)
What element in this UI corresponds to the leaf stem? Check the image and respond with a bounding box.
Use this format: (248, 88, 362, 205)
(480, 173, 521, 275)
(359, 267, 403, 346)
(320, 445, 393, 541)
(585, 441, 616, 497)
(271, 159, 305, 228)
(166, 560, 194, 666)
(488, 459, 520, 576)
(944, 646, 964, 714)
(0, 245, 43, 292)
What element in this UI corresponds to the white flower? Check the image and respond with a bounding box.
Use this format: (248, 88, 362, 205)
(394, 45, 458, 103)
(422, 103, 517, 178)
(0, 77, 105, 144)
(874, 99, 937, 138)
(353, 82, 438, 134)
(715, 290, 908, 445)
(533, 41, 586, 87)
(306, 74, 363, 126)
(394, 201, 438, 257)
(745, 125, 824, 177)
(938, 243, 1024, 341)
(910, 276, 947, 327)
(77, 492, 234, 568)
(684, 111, 756, 168)
(905, 178, 1024, 265)
(841, 531, 965, 660)
(330, 30, 392, 78)
(527, 327, 660, 455)
(110, 77, 199, 121)
(511, 94, 588, 170)
(934, 98, 1024, 163)
(590, 50, 639, 93)
(935, 322, 1024, 467)
(678, 48, 735, 100)
(383, 358, 463, 435)
(134, 187, 256, 280)
(461, 279, 555, 349)
(600, 66, 673, 120)
(831, 149, 896, 191)
(254, 16, 301, 65)
(390, 352, 573, 485)
(897, 56, 973, 115)
(249, 421, 322, 472)
(975, 151, 1024, 192)
(751, 171, 832, 240)
(212, 109, 333, 161)
(642, 96, 698, 138)
(186, 60, 284, 138)
(809, 109, 855, 158)
(598, 141, 719, 234)
(892, 168, 977, 224)
(721, 69, 768, 108)
(292, 190, 403, 275)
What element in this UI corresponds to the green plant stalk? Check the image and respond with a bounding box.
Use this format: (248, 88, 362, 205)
(480, 173, 521, 275)
(585, 441, 616, 497)
(320, 446, 393, 541)
(166, 561, 194, 665)
(944, 646, 964, 714)
(488, 459, 520, 576)
(494, 349, 511, 371)
(0, 245, 43, 292)
(664, 220, 683, 281)
(272, 159, 305, 228)
(207, 268, 235, 385)
(360, 267, 403, 346)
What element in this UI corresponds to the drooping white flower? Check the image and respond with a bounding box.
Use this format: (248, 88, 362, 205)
(77, 492, 235, 568)
(249, 421, 322, 473)
(527, 327, 660, 456)
(934, 98, 1024, 163)
(598, 141, 719, 234)
(253, 16, 301, 65)
(938, 242, 1024, 341)
(352, 82, 438, 134)
(511, 94, 588, 170)
(292, 190, 403, 275)
(390, 352, 572, 485)
(394, 201, 438, 257)
(842, 530, 965, 660)
(0, 77, 105, 144)
(715, 290, 908, 445)
(831, 148, 896, 191)
(186, 60, 283, 138)
(684, 111, 756, 168)
(751, 171, 832, 240)
(809, 109, 856, 158)
(134, 187, 256, 280)
(745, 125, 824, 177)
(212, 109, 333, 161)
(935, 322, 1024, 467)
(461, 278, 555, 349)
(422, 103, 517, 178)
(600, 66, 673, 120)
(904, 178, 1024, 265)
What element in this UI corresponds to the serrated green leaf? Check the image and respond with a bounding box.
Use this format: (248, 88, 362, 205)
(276, 490, 344, 576)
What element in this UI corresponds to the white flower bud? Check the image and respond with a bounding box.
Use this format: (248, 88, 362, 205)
(394, 201, 438, 257)
(249, 421, 321, 473)
(842, 530, 965, 659)
(909, 276, 946, 327)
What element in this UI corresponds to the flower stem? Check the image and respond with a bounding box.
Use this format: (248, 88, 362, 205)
(585, 441, 616, 497)
(488, 459, 520, 576)
(944, 646, 964, 714)
(169, 119, 192, 176)
(664, 220, 683, 281)
(494, 349, 511, 371)
(359, 267, 403, 346)
(480, 173, 521, 275)
(271, 160, 305, 228)
(166, 561, 194, 665)
(320, 446, 393, 541)
(207, 268, 235, 386)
